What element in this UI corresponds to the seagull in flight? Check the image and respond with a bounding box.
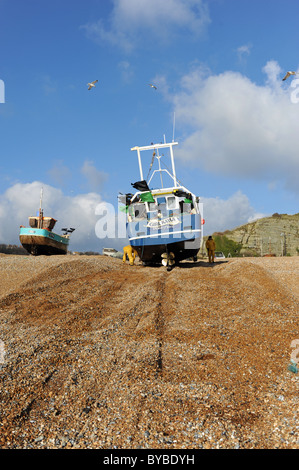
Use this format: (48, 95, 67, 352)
(87, 80, 98, 90)
(282, 71, 296, 81)
(149, 83, 157, 90)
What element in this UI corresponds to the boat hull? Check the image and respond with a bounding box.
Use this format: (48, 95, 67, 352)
(19, 228, 69, 256)
(128, 213, 202, 263)
(132, 238, 201, 263)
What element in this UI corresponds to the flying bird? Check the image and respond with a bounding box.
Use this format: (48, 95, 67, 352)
(282, 71, 296, 81)
(149, 83, 157, 90)
(87, 80, 98, 90)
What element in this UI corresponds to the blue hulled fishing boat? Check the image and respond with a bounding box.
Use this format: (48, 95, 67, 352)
(120, 140, 203, 269)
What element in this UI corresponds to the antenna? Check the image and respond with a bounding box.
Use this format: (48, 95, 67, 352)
(39, 187, 43, 211)
(38, 187, 44, 229)
(172, 112, 175, 142)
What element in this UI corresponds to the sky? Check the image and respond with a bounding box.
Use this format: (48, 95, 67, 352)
(0, 0, 299, 253)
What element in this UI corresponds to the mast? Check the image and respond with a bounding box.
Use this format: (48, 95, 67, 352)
(38, 187, 43, 229)
(156, 151, 164, 188)
(169, 144, 177, 188)
(131, 141, 178, 185)
(134, 147, 144, 181)
(172, 112, 175, 143)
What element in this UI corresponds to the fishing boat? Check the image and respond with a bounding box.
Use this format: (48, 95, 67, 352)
(19, 190, 75, 256)
(120, 140, 203, 269)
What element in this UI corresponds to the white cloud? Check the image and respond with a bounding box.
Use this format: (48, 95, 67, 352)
(236, 43, 252, 62)
(80, 160, 108, 192)
(172, 60, 299, 194)
(0, 182, 124, 252)
(0, 182, 265, 252)
(81, 0, 210, 52)
(118, 60, 134, 83)
(201, 191, 266, 236)
(48, 160, 72, 186)
(262, 60, 283, 89)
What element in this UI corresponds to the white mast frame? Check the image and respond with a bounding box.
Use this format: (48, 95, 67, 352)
(131, 142, 179, 189)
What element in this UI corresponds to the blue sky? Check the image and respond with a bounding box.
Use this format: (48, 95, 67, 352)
(0, 0, 299, 252)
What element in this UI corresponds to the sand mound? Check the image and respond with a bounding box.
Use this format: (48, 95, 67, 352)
(0, 255, 298, 449)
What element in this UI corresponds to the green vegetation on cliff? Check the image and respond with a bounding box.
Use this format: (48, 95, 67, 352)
(213, 234, 242, 257)
(212, 213, 299, 257)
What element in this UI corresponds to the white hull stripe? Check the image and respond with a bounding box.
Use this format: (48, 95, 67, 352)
(129, 229, 201, 241)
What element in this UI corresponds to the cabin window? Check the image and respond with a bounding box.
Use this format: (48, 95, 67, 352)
(179, 199, 194, 213)
(148, 202, 157, 212)
(158, 204, 167, 216)
(156, 197, 166, 205)
(167, 196, 177, 210)
(133, 203, 146, 219)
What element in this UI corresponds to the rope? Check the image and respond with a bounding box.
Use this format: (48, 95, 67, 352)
(146, 153, 155, 181)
